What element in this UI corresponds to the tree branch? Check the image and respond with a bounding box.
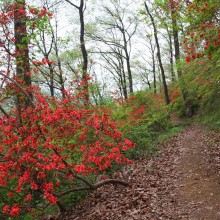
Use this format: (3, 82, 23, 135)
(57, 178, 129, 197)
(0, 72, 35, 108)
(64, 0, 79, 9)
(0, 104, 9, 118)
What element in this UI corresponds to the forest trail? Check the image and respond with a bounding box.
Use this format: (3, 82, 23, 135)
(54, 125, 220, 220)
(175, 126, 220, 219)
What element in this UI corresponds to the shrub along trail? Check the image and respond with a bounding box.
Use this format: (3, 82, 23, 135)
(52, 125, 220, 220)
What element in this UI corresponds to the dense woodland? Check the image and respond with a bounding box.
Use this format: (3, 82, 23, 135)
(0, 0, 219, 219)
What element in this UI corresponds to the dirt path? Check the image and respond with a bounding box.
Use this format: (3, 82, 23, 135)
(51, 125, 220, 220)
(176, 126, 220, 219)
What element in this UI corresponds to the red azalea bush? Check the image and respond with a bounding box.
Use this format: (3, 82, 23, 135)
(0, 89, 134, 217)
(183, 1, 220, 63)
(0, 3, 135, 216)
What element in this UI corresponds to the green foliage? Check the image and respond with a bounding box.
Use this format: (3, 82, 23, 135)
(108, 90, 173, 159)
(123, 123, 158, 159)
(169, 95, 185, 116)
(124, 123, 183, 160)
(194, 93, 220, 129)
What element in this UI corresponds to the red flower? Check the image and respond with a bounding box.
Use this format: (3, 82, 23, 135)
(186, 56, 191, 63)
(8, 192, 14, 198)
(30, 181, 38, 190)
(124, 139, 133, 147)
(200, 34, 205, 38)
(43, 182, 54, 191)
(29, 8, 38, 15)
(44, 192, 58, 204)
(196, 53, 202, 58)
(2, 205, 10, 214)
(183, 37, 188, 43)
(25, 194, 32, 202)
(10, 206, 21, 216)
(74, 165, 86, 173)
(80, 145, 86, 152)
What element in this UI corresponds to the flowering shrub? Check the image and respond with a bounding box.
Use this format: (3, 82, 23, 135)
(183, 1, 220, 63)
(0, 89, 134, 217)
(109, 90, 170, 160)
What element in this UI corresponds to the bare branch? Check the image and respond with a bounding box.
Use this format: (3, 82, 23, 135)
(0, 104, 10, 118)
(0, 72, 35, 108)
(57, 178, 129, 197)
(64, 0, 79, 9)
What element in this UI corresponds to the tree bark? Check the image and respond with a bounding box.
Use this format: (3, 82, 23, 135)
(14, 0, 31, 87)
(79, 0, 89, 103)
(171, 5, 194, 116)
(122, 31, 133, 94)
(145, 2, 170, 105)
(118, 49, 128, 99)
(167, 29, 175, 82)
(149, 38, 157, 94)
(14, 0, 32, 124)
(53, 21, 66, 99)
(64, 0, 89, 103)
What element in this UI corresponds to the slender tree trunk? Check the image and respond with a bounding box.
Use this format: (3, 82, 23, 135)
(118, 76, 124, 100)
(157, 64, 162, 93)
(57, 60, 66, 99)
(167, 30, 175, 82)
(38, 25, 55, 97)
(171, 5, 194, 116)
(119, 51, 128, 99)
(122, 30, 133, 94)
(146, 75, 151, 89)
(65, 0, 89, 103)
(125, 50, 133, 94)
(153, 57, 156, 95)
(49, 19, 66, 99)
(79, 0, 89, 103)
(48, 62, 55, 96)
(149, 39, 157, 94)
(54, 46, 65, 99)
(145, 2, 170, 105)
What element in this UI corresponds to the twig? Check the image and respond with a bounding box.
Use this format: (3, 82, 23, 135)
(0, 104, 9, 118)
(0, 72, 35, 108)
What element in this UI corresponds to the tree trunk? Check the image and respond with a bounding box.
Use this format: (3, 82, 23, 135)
(145, 2, 170, 105)
(65, 0, 89, 103)
(171, 5, 194, 116)
(149, 38, 157, 94)
(48, 63, 55, 97)
(167, 30, 175, 82)
(50, 19, 66, 99)
(122, 31, 133, 94)
(153, 56, 156, 95)
(14, 0, 32, 123)
(79, 0, 89, 103)
(14, 0, 31, 86)
(119, 51, 128, 99)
